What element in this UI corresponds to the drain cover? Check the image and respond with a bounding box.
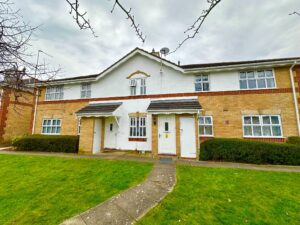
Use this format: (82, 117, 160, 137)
(159, 157, 173, 164)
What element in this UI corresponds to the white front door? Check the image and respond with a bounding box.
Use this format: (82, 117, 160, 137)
(180, 117, 196, 158)
(158, 115, 176, 155)
(104, 117, 117, 149)
(92, 118, 101, 154)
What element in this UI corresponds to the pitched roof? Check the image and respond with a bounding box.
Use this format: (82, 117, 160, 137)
(181, 57, 300, 69)
(147, 99, 202, 111)
(76, 102, 122, 115)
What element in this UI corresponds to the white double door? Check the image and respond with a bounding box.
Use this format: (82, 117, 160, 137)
(157, 115, 197, 158)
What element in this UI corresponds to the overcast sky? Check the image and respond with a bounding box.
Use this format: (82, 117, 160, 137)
(15, 0, 300, 78)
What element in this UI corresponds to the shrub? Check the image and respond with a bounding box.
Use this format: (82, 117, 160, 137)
(12, 135, 79, 153)
(200, 138, 300, 165)
(286, 136, 300, 146)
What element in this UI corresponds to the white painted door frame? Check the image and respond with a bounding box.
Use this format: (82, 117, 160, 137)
(180, 116, 196, 158)
(92, 118, 101, 154)
(158, 115, 176, 155)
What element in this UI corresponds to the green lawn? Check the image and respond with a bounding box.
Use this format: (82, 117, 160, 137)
(0, 154, 152, 225)
(138, 166, 300, 225)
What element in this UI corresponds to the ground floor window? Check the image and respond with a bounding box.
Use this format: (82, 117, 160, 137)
(243, 115, 282, 137)
(199, 116, 213, 136)
(42, 119, 61, 134)
(129, 117, 146, 137)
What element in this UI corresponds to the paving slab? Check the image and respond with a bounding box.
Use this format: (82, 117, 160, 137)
(60, 162, 176, 225)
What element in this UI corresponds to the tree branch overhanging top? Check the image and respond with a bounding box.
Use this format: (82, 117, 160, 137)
(168, 0, 222, 54)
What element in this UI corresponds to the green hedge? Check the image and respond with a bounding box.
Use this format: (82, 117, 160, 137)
(286, 136, 300, 146)
(12, 135, 79, 153)
(200, 138, 300, 165)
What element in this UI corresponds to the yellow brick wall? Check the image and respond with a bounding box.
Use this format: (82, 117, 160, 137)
(33, 102, 88, 135)
(79, 118, 94, 154)
(274, 66, 292, 88)
(2, 90, 34, 141)
(198, 92, 298, 138)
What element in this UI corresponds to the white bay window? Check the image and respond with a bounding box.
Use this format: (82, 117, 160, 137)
(129, 117, 146, 137)
(195, 75, 209, 92)
(42, 119, 61, 134)
(199, 116, 213, 136)
(243, 115, 282, 137)
(45, 86, 64, 100)
(239, 70, 275, 90)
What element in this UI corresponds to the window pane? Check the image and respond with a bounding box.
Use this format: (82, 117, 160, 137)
(199, 117, 205, 124)
(262, 116, 271, 124)
(205, 117, 212, 124)
(202, 75, 208, 81)
(240, 72, 246, 79)
(272, 126, 282, 136)
(248, 79, 257, 89)
(244, 116, 251, 124)
(47, 127, 51, 133)
(51, 127, 56, 133)
(266, 78, 275, 88)
(43, 120, 47, 125)
(240, 80, 247, 89)
(257, 71, 265, 78)
(199, 126, 205, 135)
(262, 126, 272, 136)
(244, 126, 252, 136)
(47, 120, 51, 125)
(253, 126, 262, 136)
(42, 127, 47, 133)
(257, 79, 266, 88)
(252, 116, 260, 124)
(202, 83, 209, 91)
(265, 70, 273, 77)
(195, 76, 202, 82)
(195, 83, 202, 91)
(271, 116, 279, 124)
(57, 127, 61, 134)
(204, 126, 212, 135)
(247, 72, 255, 78)
(57, 120, 61, 125)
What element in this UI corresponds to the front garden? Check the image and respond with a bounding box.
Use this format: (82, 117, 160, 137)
(0, 154, 152, 225)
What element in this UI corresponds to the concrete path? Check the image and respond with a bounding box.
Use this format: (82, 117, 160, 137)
(61, 162, 176, 225)
(1, 150, 300, 172)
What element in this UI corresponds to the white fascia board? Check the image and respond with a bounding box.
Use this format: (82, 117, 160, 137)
(184, 60, 299, 74)
(147, 109, 202, 114)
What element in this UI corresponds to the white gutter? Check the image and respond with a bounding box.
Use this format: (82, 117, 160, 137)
(32, 89, 39, 134)
(289, 61, 300, 136)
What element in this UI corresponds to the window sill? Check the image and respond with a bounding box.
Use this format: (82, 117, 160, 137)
(128, 137, 147, 142)
(243, 137, 285, 142)
(239, 87, 277, 91)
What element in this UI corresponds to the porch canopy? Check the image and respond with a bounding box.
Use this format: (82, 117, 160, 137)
(75, 102, 122, 117)
(147, 98, 202, 114)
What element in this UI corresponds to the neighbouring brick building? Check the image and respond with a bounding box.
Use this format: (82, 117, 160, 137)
(3, 48, 300, 159)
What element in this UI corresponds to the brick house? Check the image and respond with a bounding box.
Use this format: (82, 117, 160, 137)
(26, 48, 300, 159)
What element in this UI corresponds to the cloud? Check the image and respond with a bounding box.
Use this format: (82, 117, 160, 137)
(13, 0, 300, 77)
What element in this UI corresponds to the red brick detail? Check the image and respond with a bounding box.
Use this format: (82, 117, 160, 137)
(39, 88, 294, 105)
(295, 67, 300, 96)
(128, 137, 147, 142)
(199, 136, 214, 143)
(0, 89, 11, 140)
(243, 137, 286, 143)
(29, 89, 37, 133)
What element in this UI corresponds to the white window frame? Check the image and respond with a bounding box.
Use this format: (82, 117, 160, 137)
(45, 86, 64, 101)
(129, 116, 147, 138)
(195, 74, 210, 92)
(129, 78, 146, 96)
(41, 119, 62, 135)
(242, 115, 283, 138)
(198, 116, 214, 137)
(239, 69, 276, 90)
(81, 83, 91, 99)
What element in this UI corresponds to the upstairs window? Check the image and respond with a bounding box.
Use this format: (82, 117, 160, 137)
(195, 75, 209, 92)
(129, 117, 146, 137)
(199, 116, 213, 136)
(239, 70, 275, 90)
(45, 86, 64, 100)
(130, 78, 146, 96)
(243, 115, 282, 137)
(81, 83, 91, 98)
(42, 119, 61, 134)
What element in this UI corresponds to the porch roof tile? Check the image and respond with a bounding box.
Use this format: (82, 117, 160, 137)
(147, 99, 202, 111)
(76, 102, 122, 115)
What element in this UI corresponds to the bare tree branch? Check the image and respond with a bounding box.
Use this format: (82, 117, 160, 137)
(168, 0, 221, 54)
(111, 0, 146, 43)
(289, 11, 300, 16)
(65, 0, 97, 37)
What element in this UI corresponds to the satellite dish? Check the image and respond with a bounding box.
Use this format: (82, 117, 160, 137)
(160, 47, 170, 56)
